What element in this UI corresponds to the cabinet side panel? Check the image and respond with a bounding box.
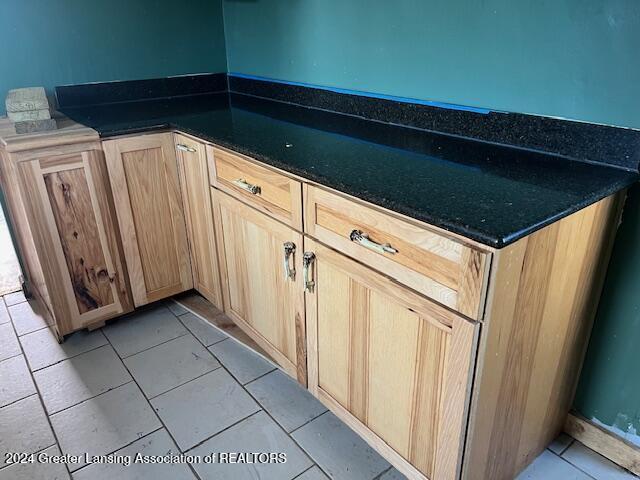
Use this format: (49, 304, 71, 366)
(464, 193, 625, 480)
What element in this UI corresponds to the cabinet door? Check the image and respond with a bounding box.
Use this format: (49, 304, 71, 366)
(213, 189, 307, 384)
(19, 149, 131, 332)
(305, 238, 478, 480)
(175, 135, 223, 309)
(104, 133, 192, 307)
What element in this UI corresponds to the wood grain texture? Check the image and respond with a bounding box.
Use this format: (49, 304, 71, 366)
(212, 189, 306, 384)
(15, 148, 131, 334)
(463, 192, 626, 480)
(565, 413, 640, 476)
(305, 238, 478, 479)
(103, 133, 192, 307)
(305, 185, 491, 320)
(43, 166, 113, 313)
(175, 135, 223, 309)
(211, 146, 303, 230)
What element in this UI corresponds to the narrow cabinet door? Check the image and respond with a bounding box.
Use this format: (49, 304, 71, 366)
(103, 133, 192, 307)
(305, 238, 479, 480)
(213, 189, 307, 384)
(19, 150, 132, 331)
(175, 135, 223, 309)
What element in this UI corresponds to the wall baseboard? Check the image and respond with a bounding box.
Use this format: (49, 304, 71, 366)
(565, 412, 640, 475)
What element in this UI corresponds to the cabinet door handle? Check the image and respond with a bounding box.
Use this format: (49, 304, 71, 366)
(232, 178, 261, 195)
(349, 229, 398, 255)
(303, 252, 316, 292)
(283, 242, 296, 280)
(176, 144, 197, 153)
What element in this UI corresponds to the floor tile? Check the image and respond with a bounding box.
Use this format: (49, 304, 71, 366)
(73, 429, 195, 480)
(548, 432, 574, 455)
(246, 369, 327, 432)
(0, 395, 55, 468)
(0, 444, 70, 480)
(166, 299, 188, 316)
(291, 412, 390, 480)
(4, 290, 26, 306)
(50, 382, 161, 472)
(190, 411, 312, 480)
(297, 466, 331, 480)
(563, 441, 637, 479)
(8, 299, 52, 336)
(516, 450, 592, 479)
(34, 345, 132, 414)
(209, 338, 275, 384)
(0, 322, 21, 362)
(379, 467, 408, 479)
(151, 369, 260, 450)
(103, 305, 188, 358)
(124, 334, 220, 398)
(0, 355, 36, 407)
(179, 312, 228, 346)
(20, 328, 108, 371)
(0, 301, 9, 325)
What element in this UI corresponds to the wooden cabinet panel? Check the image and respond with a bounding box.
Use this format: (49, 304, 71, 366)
(175, 134, 223, 309)
(103, 133, 192, 306)
(305, 238, 478, 480)
(18, 149, 131, 332)
(210, 146, 303, 230)
(305, 186, 491, 320)
(213, 189, 306, 384)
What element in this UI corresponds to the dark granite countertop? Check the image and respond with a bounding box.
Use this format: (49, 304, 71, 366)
(60, 92, 638, 248)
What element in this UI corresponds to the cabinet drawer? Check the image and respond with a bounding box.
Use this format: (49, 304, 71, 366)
(210, 147, 303, 230)
(305, 186, 490, 320)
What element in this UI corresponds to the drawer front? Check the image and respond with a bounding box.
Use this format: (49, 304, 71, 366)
(305, 186, 490, 320)
(210, 147, 303, 230)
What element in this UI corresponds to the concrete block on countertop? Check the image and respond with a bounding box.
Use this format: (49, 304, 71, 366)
(5, 87, 49, 112)
(14, 118, 57, 134)
(8, 109, 51, 122)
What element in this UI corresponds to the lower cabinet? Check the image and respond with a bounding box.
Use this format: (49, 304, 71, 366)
(103, 133, 193, 307)
(18, 148, 132, 332)
(212, 189, 307, 384)
(304, 238, 479, 480)
(175, 134, 223, 309)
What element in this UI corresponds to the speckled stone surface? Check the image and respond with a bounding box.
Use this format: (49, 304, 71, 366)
(58, 88, 638, 249)
(229, 75, 640, 172)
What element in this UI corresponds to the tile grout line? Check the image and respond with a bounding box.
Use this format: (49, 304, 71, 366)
(106, 329, 190, 360)
(173, 298, 331, 479)
(146, 364, 223, 401)
(99, 319, 206, 480)
(4, 294, 73, 478)
(27, 339, 111, 373)
(288, 409, 330, 435)
(68, 426, 165, 476)
(0, 388, 44, 411)
(0, 434, 58, 472)
(46, 380, 135, 417)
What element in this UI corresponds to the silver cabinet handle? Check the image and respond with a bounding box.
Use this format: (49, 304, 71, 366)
(176, 144, 196, 153)
(283, 242, 296, 280)
(350, 230, 398, 255)
(232, 178, 261, 195)
(303, 252, 316, 292)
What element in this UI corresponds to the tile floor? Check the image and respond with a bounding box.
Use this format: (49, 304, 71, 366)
(0, 292, 637, 480)
(0, 207, 21, 296)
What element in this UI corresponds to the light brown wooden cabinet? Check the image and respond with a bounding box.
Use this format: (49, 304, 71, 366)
(175, 134, 223, 309)
(16, 147, 132, 333)
(213, 189, 307, 384)
(103, 133, 192, 307)
(305, 238, 478, 480)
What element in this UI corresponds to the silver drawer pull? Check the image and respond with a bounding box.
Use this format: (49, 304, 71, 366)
(176, 144, 196, 153)
(233, 178, 261, 195)
(303, 252, 316, 292)
(283, 242, 296, 280)
(350, 230, 398, 255)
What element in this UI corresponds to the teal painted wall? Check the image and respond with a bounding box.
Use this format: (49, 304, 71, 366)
(223, 0, 640, 129)
(574, 185, 640, 446)
(0, 0, 227, 114)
